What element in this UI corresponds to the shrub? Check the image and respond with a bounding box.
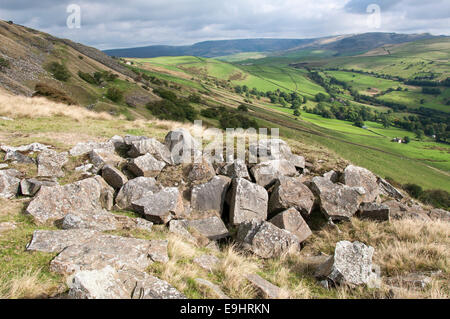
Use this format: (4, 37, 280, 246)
(200, 108, 219, 118)
(419, 190, 450, 210)
(153, 88, 177, 102)
(404, 183, 423, 198)
(78, 71, 97, 85)
(0, 57, 10, 70)
(188, 93, 202, 104)
(48, 62, 71, 81)
(106, 87, 123, 102)
(219, 113, 258, 130)
(32, 83, 76, 105)
(237, 104, 248, 112)
(147, 99, 198, 122)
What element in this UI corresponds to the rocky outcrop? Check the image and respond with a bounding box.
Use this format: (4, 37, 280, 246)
(191, 176, 231, 216)
(229, 178, 268, 226)
(268, 176, 315, 217)
(37, 150, 68, 178)
(132, 187, 184, 224)
(187, 216, 229, 240)
(358, 202, 390, 221)
(250, 159, 297, 188)
(315, 241, 375, 286)
(27, 229, 99, 253)
(377, 177, 403, 200)
(101, 165, 128, 189)
(20, 178, 58, 197)
(0, 169, 21, 199)
(342, 165, 380, 203)
(219, 159, 250, 180)
(269, 208, 312, 243)
(69, 141, 115, 157)
(128, 138, 172, 164)
(164, 128, 201, 165)
(236, 220, 300, 258)
(309, 176, 365, 221)
(115, 177, 160, 210)
(128, 153, 166, 178)
(187, 159, 216, 182)
(89, 149, 124, 173)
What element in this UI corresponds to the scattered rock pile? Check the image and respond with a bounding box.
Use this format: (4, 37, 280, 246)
(0, 129, 447, 299)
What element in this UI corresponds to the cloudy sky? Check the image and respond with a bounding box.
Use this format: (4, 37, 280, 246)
(1, 0, 449, 50)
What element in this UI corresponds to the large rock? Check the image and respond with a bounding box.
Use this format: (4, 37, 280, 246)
(115, 177, 160, 210)
(27, 229, 99, 253)
(358, 202, 390, 221)
(309, 176, 365, 221)
(377, 177, 403, 200)
(0, 169, 21, 199)
(164, 128, 201, 165)
(128, 153, 166, 178)
(1, 143, 50, 154)
(128, 138, 172, 164)
(219, 159, 250, 180)
(132, 187, 184, 224)
(69, 141, 115, 157)
(20, 178, 58, 197)
(268, 176, 315, 216)
(250, 160, 297, 188)
(269, 208, 312, 243)
(191, 176, 231, 215)
(342, 165, 380, 203)
(249, 139, 305, 169)
(187, 216, 229, 240)
(236, 220, 300, 258)
(315, 241, 375, 286)
(101, 165, 128, 189)
(25, 176, 114, 224)
(428, 208, 450, 222)
(50, 235, 166, 275)
(246, 274, 283, 299)
(229, 178, 268, 226)
(37, 150, 68, 178)
(89, 149, 124, 172)
(60, 210, 120, 231)
(68, 266, 186, 299)
(187, 159, 215, 182)
(384, 200, 431, 221)
(4, 150, 34, 164)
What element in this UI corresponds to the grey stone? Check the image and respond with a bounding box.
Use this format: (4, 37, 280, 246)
(250, 159, 297, 188)
(27, 229, 99, 253)
(269, 208, 312, 243)
(268, 176, 315, 216)
(219, 159, 250, 180)
(102, 165, 128, 189)
(385, 273, 432, 289)
(115, 177, 160, 210)
(37, 150, 68, 178)
(168, 219, 196, 243)
(246, 274, 282, 299)
(323, 170, 339, 183)
(236, 220, 300, 258)
(132, 187, 184, 224)
(377, 177, 404, 200)
(309, 176, 364, 221)
(191, 176, 231, 215)
(50, 234, 162, 275)
(1, 143, 50, 154)
(187, 159, 216, 182)
(4, 150, 34, 163)
(89, 148, 124, 172)
(428, 208, 450, 222)
(20, 178, 58, 196)
(229, 178, 268, 226)
(0, 164, 8, 169)
(69, 141, 115, 157)
(128, 138, 172, 164)
(164, 128, 201, 165)
(25, 176, 114, 224)
(135, 218, 153, 232)
(193, 254, 220, 272)
(187, 216, 229, 240)
(195, 278, 229, 299)
(0, 169, 21, 199)
(342, 165, 380, 203)
(358, 202, 390, 221)
(128, 153, 166, 178)
(315, 241, 375, 286)
(60, 210, 120, 231)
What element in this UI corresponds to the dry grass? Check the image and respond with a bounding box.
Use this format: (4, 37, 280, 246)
(0, 268, 57, 299)
(0, 92, 112, 121)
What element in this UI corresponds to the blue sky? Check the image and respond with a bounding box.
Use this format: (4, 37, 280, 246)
(1, 0, 449, 49)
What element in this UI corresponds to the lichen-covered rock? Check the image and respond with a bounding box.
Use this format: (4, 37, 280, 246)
(128, 153, 166, 178)
(191, 176, 231, 215)
(249, 139, 305, 169)
(132, 187, 184, 224)
(219, 159, 250, 180)
(187, 159, 216, 183)
(4, 150, 34, 164)
(315, 241, 375, 286)
(384, 200, 431, 221)
(37, 150, 68, 178)
(428, 208, 450, 222)
(246, 274, 283, 299)
(377, 177, 403, 200)
(69, 141, 115, 157)
(1, 143, 50, 154)
(27, 229, 99, 253)
(358, 202, 390, 221)
(60, 210, 120, 231)
(236, 220, 300, 258)
(309, 176, 365, 221)
(89, 148, 124, 172)
(164, 128, 201, 165)
(193, 254, 220, 272)
(250, 160, 297, 188)
(269, 208, 312, 243)
(187, 216, 229, 240)
(268, 176, 315, 216)
(342, 165, 380, 203)
(20, 178, 58, 197)
(229, 178, 268, 226)
(50, 235, 163, 275)
(128, 138, 172, 164)
(25, 176, 114, 224)
(101, 165, 128, 189)
(0, 169, 21, 199)
(115, 177, 160, 210)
